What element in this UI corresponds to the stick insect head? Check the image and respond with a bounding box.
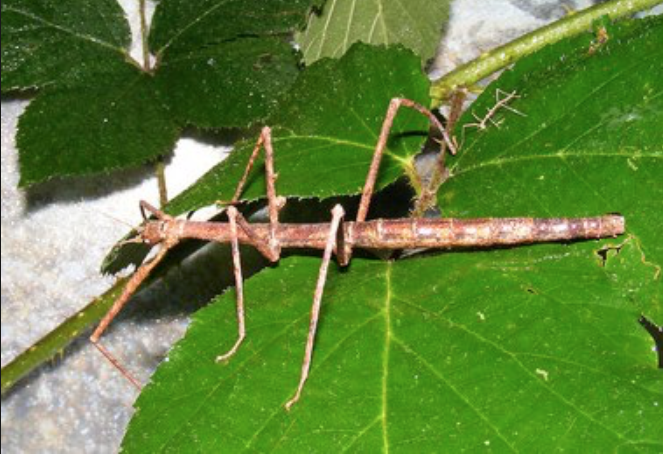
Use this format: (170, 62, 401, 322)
(135, 200, 175, 246)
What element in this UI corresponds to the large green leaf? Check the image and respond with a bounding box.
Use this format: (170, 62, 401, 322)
(124, 246, 660, 451)
(166, 43, 431, 214)
(1, 0, 130, 91)
(149, 0, 323, 128)
(122, 18, 662, 450)
(443, 15, 663, 269)
(1, 0, 321, 185)
(16, 65, 180, 184)
(295, 0, 451, 65)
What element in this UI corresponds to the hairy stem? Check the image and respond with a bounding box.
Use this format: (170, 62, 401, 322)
(429, 0, 661, 106)
(156, 158, 169, 208)
(1, 278, 128, 395)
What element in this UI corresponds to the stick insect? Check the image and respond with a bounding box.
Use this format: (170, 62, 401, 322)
(90, 98, 625, 410)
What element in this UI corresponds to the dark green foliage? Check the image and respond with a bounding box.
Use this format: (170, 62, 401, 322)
(1, 0, 322, 185)
(166, 43, 430, 214)
(122, 18, 662, 451)
(296, 0, 452, 65)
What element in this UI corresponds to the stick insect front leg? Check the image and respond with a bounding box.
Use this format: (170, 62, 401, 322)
(90, 201, 179, 389)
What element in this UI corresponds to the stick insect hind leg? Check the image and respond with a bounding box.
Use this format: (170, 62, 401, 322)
(356, 98, 456, 225)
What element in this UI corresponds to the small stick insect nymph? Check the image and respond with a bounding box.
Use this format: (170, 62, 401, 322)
(91, 98, 625, 410)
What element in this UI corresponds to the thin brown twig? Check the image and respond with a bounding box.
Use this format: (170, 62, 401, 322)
(463, 89, 525, 132)
(412, 88, 468, 218)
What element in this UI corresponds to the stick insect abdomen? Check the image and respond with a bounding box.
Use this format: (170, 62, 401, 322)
(176, 215, 624, 252)
(351, 215, 625, 249)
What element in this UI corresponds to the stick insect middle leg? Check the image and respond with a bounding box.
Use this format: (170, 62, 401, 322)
(215, 206, 246, 362)
(229, 126, 285, 260)
(285, 205, 345, 411)
(283, 99, 453, 408)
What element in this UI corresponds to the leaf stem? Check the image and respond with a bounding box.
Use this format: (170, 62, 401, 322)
(1, 278, 129, 396)
(429, 0, 661, 106)
(139, 0, 151, 72)
(139, 0, 168, 206)
(156, 158, 169, 207)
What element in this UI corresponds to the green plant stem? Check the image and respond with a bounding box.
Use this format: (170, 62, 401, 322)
(430, 0, 661, 106)
(1, 277, 128, 396)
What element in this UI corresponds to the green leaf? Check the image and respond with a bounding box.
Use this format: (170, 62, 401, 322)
(149, 0, 324, 128)
(2, 0, 322, 185)
(149, 0, 324, 57)
(295, 0, 451, 65)
(443, 15, 663, 268)
(16, 65, 179, 186)
(124, 248, 660, 451)
(123, 18, 662, 450)
(1, 0, 131, 91)
(153, 37, 301, 129)
(166, 43, 431, 214)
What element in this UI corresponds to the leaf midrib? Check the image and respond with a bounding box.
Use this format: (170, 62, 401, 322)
(3, 6, 128, 56)
(381, 263, 393, 453)
(450, 152, 662, 179)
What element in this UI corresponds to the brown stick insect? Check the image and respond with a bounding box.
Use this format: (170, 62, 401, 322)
(90, 98, 625, 410)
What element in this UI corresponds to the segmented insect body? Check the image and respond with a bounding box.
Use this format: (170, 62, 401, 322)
(91, 98, 625, 410)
